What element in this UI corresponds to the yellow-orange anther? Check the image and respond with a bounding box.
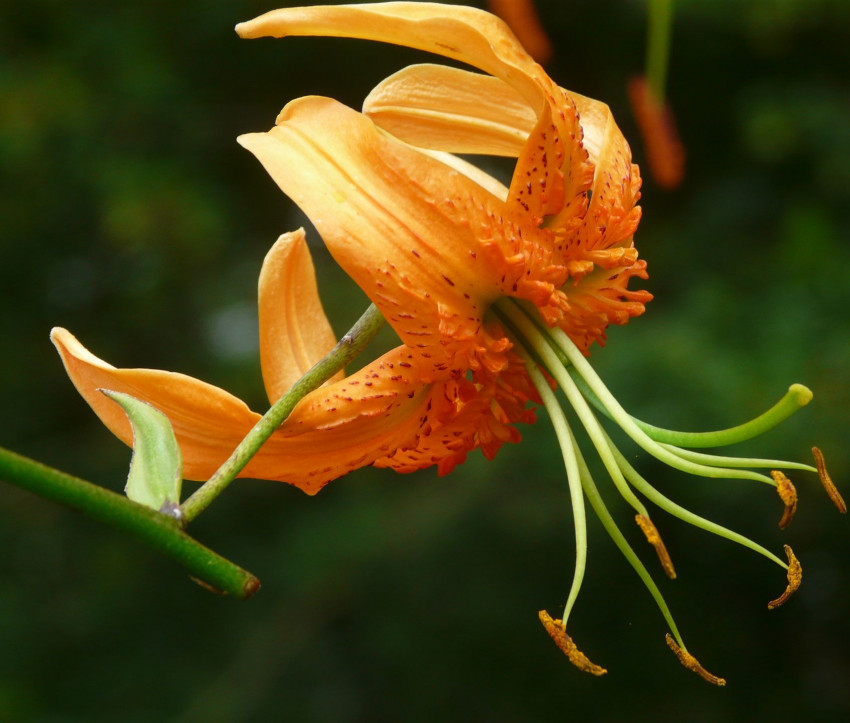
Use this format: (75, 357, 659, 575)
(665, 634, 726, 686)
(812, 447, 846, 514)
(635, 514, 676, 579)
(768, 544, 802, 610)
(538, 610, 607, 676)
(771, 471, 798, 529)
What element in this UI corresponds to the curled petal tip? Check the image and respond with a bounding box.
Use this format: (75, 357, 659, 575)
(635, 514, 676, 579)
(812, 447, 846, 514)
(768, 545, 802, 610)
(665, 634, 726, 686)
(772, 471, 798, 529)
(538, 611, 607, 676)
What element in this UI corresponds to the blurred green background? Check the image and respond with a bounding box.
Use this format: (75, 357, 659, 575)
(2, 0, 849, 720)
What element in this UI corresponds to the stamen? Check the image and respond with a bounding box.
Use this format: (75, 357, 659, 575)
(635, 514, 676, 579)
(513, 341, 588, 627)
(767, 545, 802, 610)
(610, 440, 788, 569)
(771, 471, 797, 529)
(665, 634, 726, 686)
(538, 610, 607, 676)
(812, 447, 847, 514)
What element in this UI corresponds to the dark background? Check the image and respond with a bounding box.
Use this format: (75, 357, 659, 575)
(2, 1, 849, 720)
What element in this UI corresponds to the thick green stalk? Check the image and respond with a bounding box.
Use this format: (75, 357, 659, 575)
(180, 304, 386, 523)
(0, 446, 260, 598)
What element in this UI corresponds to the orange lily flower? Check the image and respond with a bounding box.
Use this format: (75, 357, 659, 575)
(52, 3, 836, 682)
(56, 3, 649, 497)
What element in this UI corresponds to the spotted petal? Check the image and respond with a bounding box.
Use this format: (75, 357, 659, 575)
(239, 95, 517, 381)
(51, 328, 432, 494)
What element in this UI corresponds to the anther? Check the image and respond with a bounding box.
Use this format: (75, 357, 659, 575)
(665, 634, 726, 686)
(771, 471, 797, 529)
(812, 447, 846, 514)
(635, 514, 676, 579)
(538, 610, 607, 676)
(767, 545, 802, 610)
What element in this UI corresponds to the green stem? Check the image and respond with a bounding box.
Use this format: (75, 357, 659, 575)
(180, 304, 386, 523)
(0, 446, 260, 598)
(647, 0, 675, 104)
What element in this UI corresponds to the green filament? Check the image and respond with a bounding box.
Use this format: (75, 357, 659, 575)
(573, 436, 687, 650)
(514, 344, 589, 627)
(605, 432, 788, 569)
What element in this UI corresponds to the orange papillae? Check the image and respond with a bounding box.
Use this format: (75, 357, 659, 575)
(772, 471, 798, 529)
(627, 76, 685, 190)
(767, 545, 802, 610)
(487, 0, 553, 64)
(812, 447, 847, 514)
(665, 634, 726, 686)
(635, 514, 676, 579)
(538, 610, 607, 676)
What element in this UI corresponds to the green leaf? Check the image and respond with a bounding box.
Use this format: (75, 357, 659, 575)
(101, 390, 183, 516)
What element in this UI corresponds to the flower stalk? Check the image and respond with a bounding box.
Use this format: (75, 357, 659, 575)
(180, 303, 386, 523)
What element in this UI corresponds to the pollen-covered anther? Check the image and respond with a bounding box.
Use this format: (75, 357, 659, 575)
(771, 471, 798, 529)
(768, 544, 802, 610)
(812, 447, 847, 514)
(538, 610, 607, 676)
(635, 514, 676, 579)
(665, 634, 726, 686)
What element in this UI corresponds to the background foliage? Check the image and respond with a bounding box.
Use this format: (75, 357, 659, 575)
(1, 0, 849, 720)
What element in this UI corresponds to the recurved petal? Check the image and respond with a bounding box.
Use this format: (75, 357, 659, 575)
(568, 91, 642, 253)
(258, 229, 342, 405)
(364, 64, 535, 157)
(236, 3, 591, 251)
(51, 327, 434, 494)
(51, 327, 264, 481)
(239, 95, 512, 381)
(235, 2, 546, 111)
